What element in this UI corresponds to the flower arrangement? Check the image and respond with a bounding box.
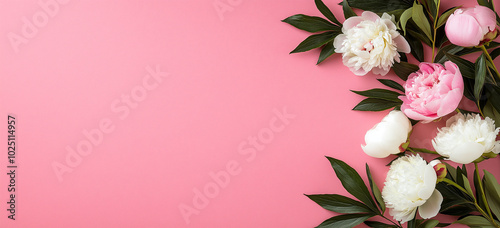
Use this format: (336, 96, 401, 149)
(283, 0, 500, 227)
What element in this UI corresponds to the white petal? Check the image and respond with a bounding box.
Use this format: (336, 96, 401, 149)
(448, 142, 485, 164)
(418, 164, 437, 200)
(394, 35, 411, 53)
(418, 190, 443, 219)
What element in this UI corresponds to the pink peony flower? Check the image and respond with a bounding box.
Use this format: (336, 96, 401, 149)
(399, 61, 464, 123)
(445, 5, 498, 47)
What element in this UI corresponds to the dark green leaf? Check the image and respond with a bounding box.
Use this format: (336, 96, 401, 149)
(315, 0, 341, 26)
(317, 41, 335, 64)
(445, 53, 475, 79)
(342, 0, 357, 19)
(483, 101, 500, 128)
(290, 31, 337, 53)
(491, 47, 500, 60)
(306, 194, 373, 213)
(377, 79, 405, 92)
(408, 27, 432, 46)
(406, 33, 425, 62)
(426, 0, 437, 19)
(351, 89, 403, 102)
(435, 45, 464, 64)
(484, 170, 500, 219)
(353, 98, 400, 111)
(364, 221, 398, 228)
(418, 219, 440, 228)
(316, 214, 374, 228)
(366, 164, 385, 213)
(346, 0, 413, 13)
(455, 216, 493, 226)
(392, 61, 419, 81)
(475, 53, 487, 102)
(326, 157, 378, 212)
(282, 14, 340, 33)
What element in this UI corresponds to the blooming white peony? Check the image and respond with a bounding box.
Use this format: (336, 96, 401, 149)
(382, 155, 443, 223)
(361, 110, 412, 158)
(333, 11, 411, 76)
(432, 113, 500, 164)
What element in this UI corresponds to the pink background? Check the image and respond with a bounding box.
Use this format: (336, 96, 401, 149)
(1, 0, 499, 227)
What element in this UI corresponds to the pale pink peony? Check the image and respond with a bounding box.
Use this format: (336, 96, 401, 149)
(445, 5, 498, 47)
(399, 61, 464, 123)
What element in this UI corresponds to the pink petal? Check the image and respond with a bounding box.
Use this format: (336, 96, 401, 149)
(361, 11, 380, 22)
(343, 17, 364, 30)
(446, 13, 483, 46)
(436, 88, 463, 117)
(472, 6, 497, 34)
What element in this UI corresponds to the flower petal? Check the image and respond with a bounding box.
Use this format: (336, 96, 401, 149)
(446, 13, 483, 46)
(448, 141, 485, 164)
(394, 35, 411, 53)
(418, 164, 437, 200)
(418, 190, 443, 219)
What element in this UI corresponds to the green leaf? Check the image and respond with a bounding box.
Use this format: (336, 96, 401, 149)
(342, 0, 357, 19)
(426, 0, 437, 19)
(351, 89, 403, 102)
(306, 194, 374, 213)
(475, 53, 487, 102)
(353, 98, 400, 111)
(455, 216, 494, 226)
(418, 219, 440, 228)
(483, 101, 500, 128)
(364, 221, 398, 228)
(445, 53, 475, 79)
(436, 7, 458, 28)
(400, 7, 413, 35)
(490, 47, 500, 60)
(406, 33, 425, 62)
(377, 79, 405, 93)
(478, 0, 495, 10)
(484, 170, 500, 219)
(315, 0, 341, 26)
(282, 14, 340, 33)
(392, 61, 419, 81)
(290, 31, 337, 53)
(366, 164, 385, 213)
(435, 44, 463, 64)
(316, 214, 374, 228)
(326, 157, 378, 212)
(317, 41, 335, 64)
(412, 3, 433, 40)
(345, 0, 413, 13)
(407, 27, 432, 47)
(456, 170, 474, 197)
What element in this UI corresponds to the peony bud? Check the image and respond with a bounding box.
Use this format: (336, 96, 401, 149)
(429, 160, 447, 182)
(445, 6, 498, 47)
(361, 110, 412, 158)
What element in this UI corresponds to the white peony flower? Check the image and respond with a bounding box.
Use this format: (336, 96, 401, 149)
(362, 110, 412, 158)
(333, 11, 411, 76)
(432, 113, 500, 164)
(382, 155, 443, 223)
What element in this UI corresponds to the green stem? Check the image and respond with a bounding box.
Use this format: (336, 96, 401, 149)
(442, 178, 500, 227)
(431, 0, 440, 63)
(408, 147, 439, 155)
(480, 45, 500, 81)
(475, 162, 494, 221)
(381, 214, 403, 228)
